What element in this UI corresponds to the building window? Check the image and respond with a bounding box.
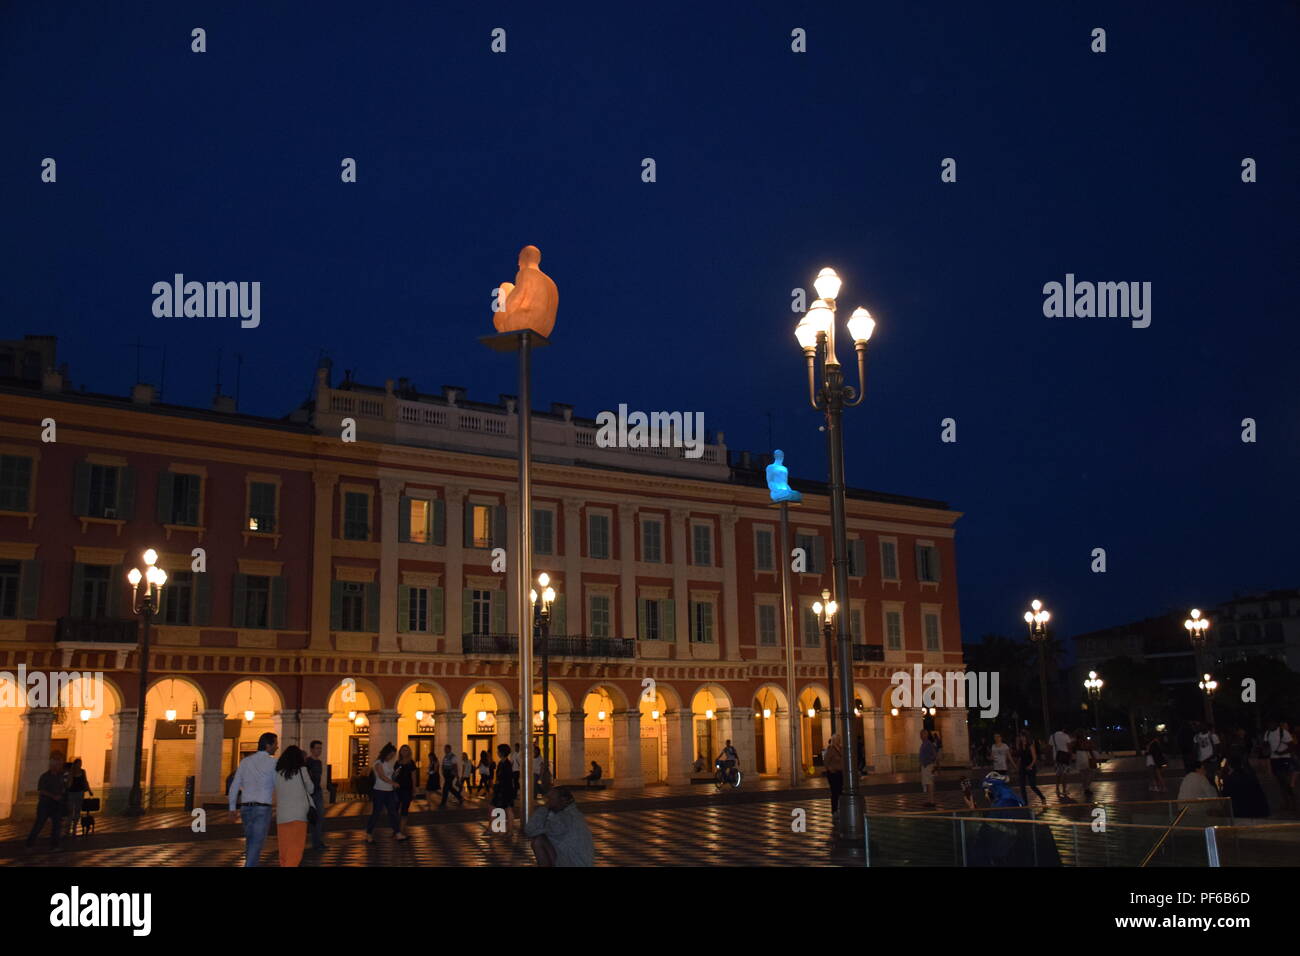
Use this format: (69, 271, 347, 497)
(641, 518, 663, 563)
(408, 499, 431, 544)
(159, 472, 201, 526)
(532, 507, 554, 555)
(796, 533, 824, 573)
(81, 565, 111, 618)
(248, 481, 277, 532)
(162, 571, 194, 625)
(692, 523, 713, 566)
(916, 544, 941, 582)
(88, 465, 120, 517)
(690, 600, 715, 643)
(880, 540, 899, 582)
(640, 598, 662, 640)
(885, 609, 903, 650)
(0, 562, 19, 618)
(472, 589, 493, 635)
(803, 603, 820, 647)
(244, 575, 272, 629)
(924, 612, 941, 651)
(408, 586, 429, 632)
(757, 603, 778, 645)
(847, 539, 867, 577)
(851, 608, 863, 644)
(588, 513, 611, 559)
(343, 492, 370, 540)
(589, 594, 611, 638)
(466, 503, 501, 550)
(0, 455, 33, 512)
(754, 527, 775, 572)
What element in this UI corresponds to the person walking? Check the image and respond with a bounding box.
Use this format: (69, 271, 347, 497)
(989, 733, 1013, 776)
(1015, 730, 1046, 805)
(425, 750, 441, 801)
(305, 740, 327, 849)
(919, 730, 938, 808)
(439, 744, 464, 807)
(824, 733, 845, 814)
(273, 745, 315, 867)
(25, 753, 67, 851)
(1264, 719, 1295, 811)
(394, 745, 417, 828)
(1050, 724, 1073, 800)
(477, 751, 494, 794)
(65, 758, 92, 837)
(489, 743, 518, 835)
(1074, 730, 1095, 798)
(229, 732, 280, 867)
(365, 743, 408, 843)
(460, 752, 473, 795)
(1146, 733, 1168, 793)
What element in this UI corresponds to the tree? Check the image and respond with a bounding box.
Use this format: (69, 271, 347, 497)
(1100, 656, 1167, 751)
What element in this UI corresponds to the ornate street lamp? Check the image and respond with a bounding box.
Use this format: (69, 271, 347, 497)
(529, 572, 556, 791)
(125, 549, 166, 816)
(1084, 670, 1104, 748)
(1024, 599, 1052, 743)
(1184, 608, 1214, 726)
(793, 266, 875, 856)
(812, 589, 839, 727)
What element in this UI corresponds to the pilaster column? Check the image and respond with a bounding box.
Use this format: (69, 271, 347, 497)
(109, 710, 140, 793)
(434, 710, 465, 763)
(562, 498, 583, 636)
(775, 707, 794, 781)
(445, 485, 467, 647)
(17, 709, 57, 801)
(272, 710, 300, 750)
(903, 711, 924, 765)
(377, 477, 404, 653)
(939, 708, 969, 768)
(865, 707, 887, 772)
(556, 710, 587, 781)
(496, 711, 521, 757)
(505, 491, 521, 636)
(369, 709, 400, 754)
(670, 508, 690, 656)
(664, 708, 695, 784)
(195, 709, 228, 804)
(720, 511, 740, 660)
(721, 706, 757, 774)
(611, 709, 642, 789)
(619, 505, 636, 637)
(311, 471, 339, 650)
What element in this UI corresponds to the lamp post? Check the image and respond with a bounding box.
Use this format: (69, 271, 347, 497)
(1084, 670, 1104, 750)
(1024, 599, 1052, 744)
(793, 265, 875, 855)
(125, 549, 166, 816)
(813, 589, 839, 728)
(1198, 672, 1218, 720)
(1184, 609, 1214, 726)
(529, 572, 556, 789)
(766, 449, 804, 787)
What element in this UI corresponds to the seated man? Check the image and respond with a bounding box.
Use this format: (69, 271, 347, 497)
(584, 761, 602, 788)
(525, 787, 594, 867)
(716, 739, 739, 782)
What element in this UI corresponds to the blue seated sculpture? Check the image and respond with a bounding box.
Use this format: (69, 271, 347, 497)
(766, 449, 802, 503)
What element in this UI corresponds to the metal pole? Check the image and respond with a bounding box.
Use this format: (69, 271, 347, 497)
(541, 607, 550, 785)
(823, 618, 836, 730)
(779, 502, 801, 787)
(825, 364, 864, 854)
(127, 604, 152, 815)
(1036, 637, 1052, 745)
(517, 333, 533, 826)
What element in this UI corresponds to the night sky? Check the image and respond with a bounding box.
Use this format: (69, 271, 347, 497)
(3, 1, 1298, 648)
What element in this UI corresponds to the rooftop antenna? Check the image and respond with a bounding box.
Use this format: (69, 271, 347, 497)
(122, 337, 160, 387)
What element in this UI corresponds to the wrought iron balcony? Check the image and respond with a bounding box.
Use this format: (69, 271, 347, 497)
(852, 643, 885, 662)
(56, 617, 139, 644)
(461, 633, 636, 659)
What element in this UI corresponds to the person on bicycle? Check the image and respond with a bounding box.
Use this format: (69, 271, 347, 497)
(716, 740, 738, 783)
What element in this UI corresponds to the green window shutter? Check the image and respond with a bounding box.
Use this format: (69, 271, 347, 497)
(431, 587, 445, 635)
(365, 582, 379, 632)
(661, 599, 675, 642)
(156, 471, 175, 524)
(853, 539, 867, 576)
(69, 564, 86, 618)
(812, 536, 825, 574)
(187, 477, 201, 525)
(73, 463, 91, 516)
(637, 598, 647, 640)
(194, 572, 211, 625)
(270, 577, 286, 629)
(330, 582, 344, 631)
(550, 593, 565, 637)
(463, 502, 475, 548)
(490, 590, 506, 634)
(397, 584, 411, 632)
(492, 505, 507, 549)
(432, 499, 446, 546)
(117, 467, 135, 520)
(928, 546, 941, 582)
(915, 545, 925, 582)
(106, 564, 123, 617)
(461, 589, 474, 636)
(232, 574, 249, 628)
(398, 496, 412, 543)
(19, 560, 40, 619)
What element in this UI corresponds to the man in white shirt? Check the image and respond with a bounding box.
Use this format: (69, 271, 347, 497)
(1051, 726, 1073, 800)
(1265, 720, 1296, 811)
(989, 733, 1013, 774)
(1177, 759, 1221, 803)
(228, 732, 279, 867)
(1194, 725, 1221, 763)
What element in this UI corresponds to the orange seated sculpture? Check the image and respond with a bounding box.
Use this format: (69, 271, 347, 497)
(492, 244, 558, 337)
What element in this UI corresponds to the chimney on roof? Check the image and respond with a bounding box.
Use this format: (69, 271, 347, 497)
(213, 390, 237, 413)
(131, 382, 156, 405)
(316, 356, 333, 389)
(42, 366, 65, 394)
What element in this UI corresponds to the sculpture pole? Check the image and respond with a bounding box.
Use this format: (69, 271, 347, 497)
(780, 501, 800, 787)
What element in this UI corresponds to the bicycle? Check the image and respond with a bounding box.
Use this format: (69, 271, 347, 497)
(714, 760, 742, 791)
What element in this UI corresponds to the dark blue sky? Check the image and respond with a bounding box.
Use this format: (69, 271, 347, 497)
(4, 1, 1298, 646)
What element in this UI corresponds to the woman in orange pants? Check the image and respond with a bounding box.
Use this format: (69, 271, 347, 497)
(273, 745, 315, 867)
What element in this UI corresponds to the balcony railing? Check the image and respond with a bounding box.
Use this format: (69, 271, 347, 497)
(852, 643, 885, 662)
(461, 633, 636, 659)
(56, 617, 139, 644)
